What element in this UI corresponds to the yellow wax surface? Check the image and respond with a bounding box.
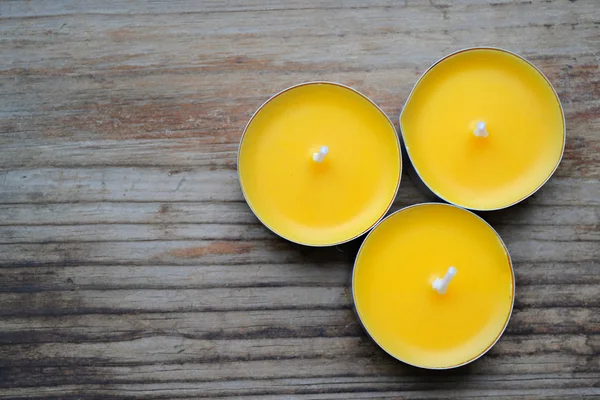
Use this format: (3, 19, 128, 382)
(353, 204, 514, 369)
(239, 83, 401, 246)
(401, 48, 564, 210)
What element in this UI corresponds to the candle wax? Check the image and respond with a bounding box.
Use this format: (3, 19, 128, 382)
(353, 204, 513, 369)
(239, 83, 401, 246)
(401, 48, 564, 210)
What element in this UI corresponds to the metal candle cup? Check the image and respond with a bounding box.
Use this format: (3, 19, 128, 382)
(400, 47, 566, 211)
(352, 203, 515, 369)
(238, 82, 402, 246)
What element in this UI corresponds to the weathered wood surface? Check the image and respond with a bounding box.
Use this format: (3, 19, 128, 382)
(0, 0, 599, 398)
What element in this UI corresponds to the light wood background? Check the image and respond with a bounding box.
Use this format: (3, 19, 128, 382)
(1, 0, 599, 398)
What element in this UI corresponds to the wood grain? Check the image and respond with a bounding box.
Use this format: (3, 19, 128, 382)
(1, 0, 599, 398)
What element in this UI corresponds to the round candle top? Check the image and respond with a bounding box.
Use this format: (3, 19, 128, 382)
(401, 48, 565, 210)
(238, 82, 401, 246)
(353, 203, 514, 369)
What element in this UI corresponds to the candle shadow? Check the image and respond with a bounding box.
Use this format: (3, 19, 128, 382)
(279, 233, 367, 266)
(476, 196, 533, 226)
(399, 133, 440, 203)
(361, 332, 488, 387)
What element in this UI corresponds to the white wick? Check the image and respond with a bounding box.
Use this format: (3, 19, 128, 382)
(312, 146, 329, 163)
(474, 121, 489, 137)
(432, 266, 457, 295)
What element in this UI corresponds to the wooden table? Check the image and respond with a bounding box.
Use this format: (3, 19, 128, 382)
(1, 1, 599, 398)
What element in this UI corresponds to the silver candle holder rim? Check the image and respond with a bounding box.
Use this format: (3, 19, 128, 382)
(399, 46, 567, 212)
(237, 81, 403, 247)
(351, 202, 516, 370)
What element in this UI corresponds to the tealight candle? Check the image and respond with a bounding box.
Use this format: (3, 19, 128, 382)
(401, 47, 565, 210)
(238, 82, 401, 246)
(353, 203, 514, 369)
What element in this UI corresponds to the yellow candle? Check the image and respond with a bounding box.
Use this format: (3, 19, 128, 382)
(401, 48, 565, 210)
(353, 203, 514, 369)
(238, 82, 401, 246)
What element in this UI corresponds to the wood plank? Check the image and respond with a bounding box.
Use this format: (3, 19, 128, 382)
(0, 7, 597, 75)
(3, 0, 598, 17)
(1, 221, 599, 244)
(0, 168, 245, 204)
(0, 307, 597, 345)
(1, 168, 598, 205)
(0, 223, 275, 243)
(0, 202, 259, 225)
(0, 264, 351, 291)
(2, 357, 598, 389)
(0, 309, 360, 344)
(0, 133, 596, 178)
(0, 82, 598, 178)
(0, 284, 597, 317)
(0, 202, 598, 226)
(0, 334, 597, 367)
(0, 262, 597, 293)
(0, 240, 361, 266)
(0, 286, 352, 316)
(1, 5, 598, 70)
(0, 237, 598, 266)
(1, 377, 599, 399)
(1, 109, 598, 179)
